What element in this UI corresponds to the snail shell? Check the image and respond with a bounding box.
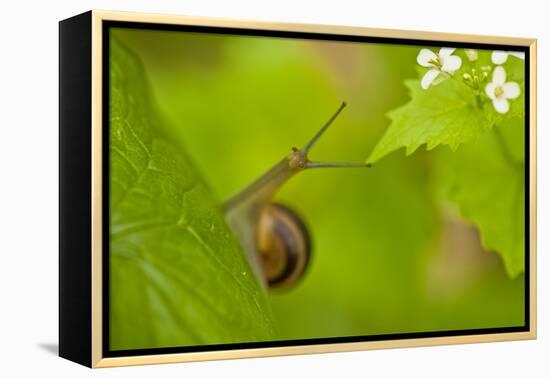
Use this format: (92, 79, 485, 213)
(257, 203, 311, 289)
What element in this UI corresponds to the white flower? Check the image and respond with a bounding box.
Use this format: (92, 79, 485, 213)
(417, 48, 462, 89)
(464, 49, 478, 61)
(491, 50, 525, 64)
(485, 66, 520, 114)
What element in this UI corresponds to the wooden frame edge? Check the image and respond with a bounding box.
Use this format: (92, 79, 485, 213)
(92, 9, 535, 46)
(529, 39, 537, 339)
(89, 10, 537, 368)
(94, 331, 535, 368)
(91, 10, 103, 368)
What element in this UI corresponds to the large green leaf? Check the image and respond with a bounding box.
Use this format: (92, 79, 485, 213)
(368, 79, 489, 163)
(435, 117, 525, 277)
(109, 38, 275, 350)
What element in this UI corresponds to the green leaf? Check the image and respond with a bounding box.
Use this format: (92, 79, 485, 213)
(109, 38, 275, 350)
(368, 79, 489, 163)
(435, 117, 525, 277)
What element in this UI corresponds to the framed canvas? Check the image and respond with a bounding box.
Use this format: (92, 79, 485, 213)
(59, 10, 537, 368)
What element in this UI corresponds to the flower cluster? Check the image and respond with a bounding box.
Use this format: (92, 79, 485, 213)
(416, 47, 524, 114)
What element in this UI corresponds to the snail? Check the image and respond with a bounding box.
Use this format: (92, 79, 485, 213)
(224, 102, 370, 290)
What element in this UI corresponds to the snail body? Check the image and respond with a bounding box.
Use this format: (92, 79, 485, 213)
(224, 150, 311, 289)
(224, 102, 369, 290)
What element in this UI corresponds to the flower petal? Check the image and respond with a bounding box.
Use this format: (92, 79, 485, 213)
(464, 49, 478, 61)
(491, 51, 508, 64)
(485, 83, 497, 100)
(417, 49, 437, 67)
(493, 98, 510, 114)
(441, 55, 462, 73)
(492, 66, 506, 85)
(509, 51, 525, 60)
(503, 82, 520, 99)
(421, 69, 440, 89)
(439, 47, 456, 58)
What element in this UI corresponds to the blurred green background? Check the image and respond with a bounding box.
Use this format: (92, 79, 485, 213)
(111, 27, 524, 342)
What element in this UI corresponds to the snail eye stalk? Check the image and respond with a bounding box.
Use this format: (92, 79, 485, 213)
(301, 101, 347, 154)
(307, 161, 372, 169)
(301, 101, 371, 169)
